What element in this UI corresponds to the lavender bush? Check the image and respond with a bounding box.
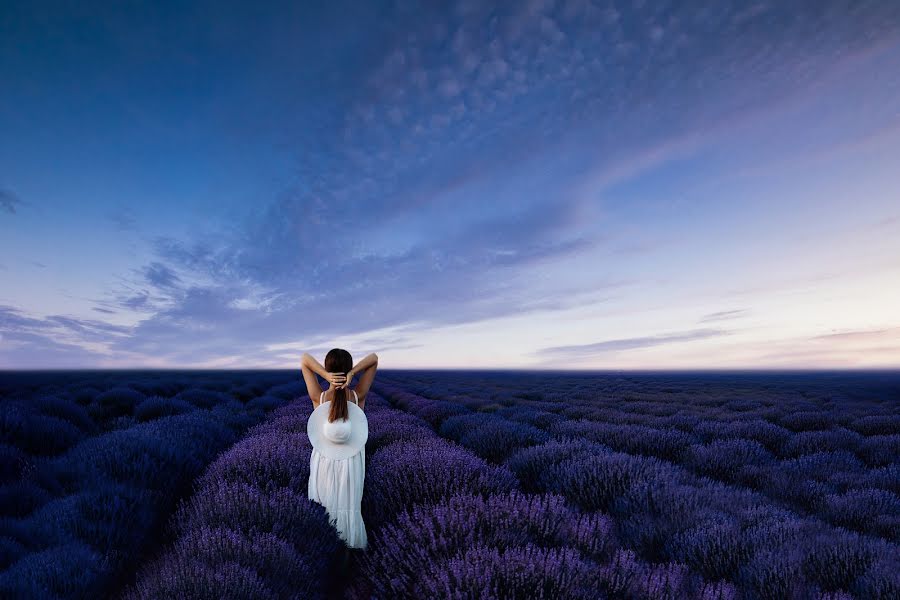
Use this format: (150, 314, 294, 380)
(122, 398, 341, 600)
(362, 437, 519, 527)
(372, 370, 900, 598)
(0, 371, 296, 598)
(4, 369, 898, 598)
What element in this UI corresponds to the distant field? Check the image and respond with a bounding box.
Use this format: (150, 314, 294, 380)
(2, 369, 898, 599)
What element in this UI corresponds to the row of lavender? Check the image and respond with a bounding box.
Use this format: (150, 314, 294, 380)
(119, 389, 623, 599)
(1, 371, 292, 478)
(118, 398, 343, 599)
(396, 371, 899, 542)
(345, 390, 723, 599)
(0, 371, 302, 598)
(372, 372, 899, 599)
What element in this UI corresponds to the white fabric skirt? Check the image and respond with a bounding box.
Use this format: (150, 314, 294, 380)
(308, 446, 368, 550)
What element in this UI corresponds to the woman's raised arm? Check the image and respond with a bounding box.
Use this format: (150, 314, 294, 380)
(301, 352, 328, 407)
(347, 353, 378, 407)
(350, 353, 378, 376)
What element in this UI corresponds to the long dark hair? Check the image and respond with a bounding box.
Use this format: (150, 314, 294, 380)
(324, 348, 353, 423)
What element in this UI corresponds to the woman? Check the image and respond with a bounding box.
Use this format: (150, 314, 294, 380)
(301, 349, 378, 551)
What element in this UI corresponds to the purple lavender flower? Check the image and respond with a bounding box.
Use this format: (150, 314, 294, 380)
(363, 437, 519, 527)
(418, 543, 603, 600)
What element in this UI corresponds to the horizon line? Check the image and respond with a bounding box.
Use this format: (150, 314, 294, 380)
(2, 366, 899, 374)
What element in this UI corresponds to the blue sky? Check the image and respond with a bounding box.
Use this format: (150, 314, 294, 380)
(1, 0, 899, 370)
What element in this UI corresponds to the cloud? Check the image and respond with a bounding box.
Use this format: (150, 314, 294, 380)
(356, 334, 411, 346)
(43, 314, 132, 343)
(120, 292, 153, 311)
(720, 270, 847, 297)
(699, 309, 749, 323)
(695, 326, 900, 368)
(536, 328, 731, 357)
(85, 181, 634, 364)
(0, 305, 131, 340)
(106, 208, 139, 232)
(751, 343, 900, 368)
(0, 188, 23, 214)
(0, 329, 109, 369)
(0, 305, 131, 368)
(140, 261, 183, 290)
(0, 305, 57, 331)
(808, 326, 900, 343)
(115, 159, 611, 352)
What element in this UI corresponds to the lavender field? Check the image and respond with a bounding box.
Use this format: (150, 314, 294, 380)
(1, 369, 899, 599)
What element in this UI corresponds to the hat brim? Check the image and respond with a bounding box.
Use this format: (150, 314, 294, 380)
(307, 400, 368, 460)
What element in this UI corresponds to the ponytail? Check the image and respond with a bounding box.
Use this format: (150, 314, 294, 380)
(324, 347, 354, 423)
(328, 374, 350, 422)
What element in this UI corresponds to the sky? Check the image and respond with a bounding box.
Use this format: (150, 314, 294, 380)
(1, 0, 900, 371)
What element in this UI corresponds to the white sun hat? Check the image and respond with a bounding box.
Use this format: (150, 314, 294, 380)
(307, 399, 368, 459)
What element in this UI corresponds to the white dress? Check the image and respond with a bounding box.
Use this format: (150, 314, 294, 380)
(308, 390, 368, 550)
